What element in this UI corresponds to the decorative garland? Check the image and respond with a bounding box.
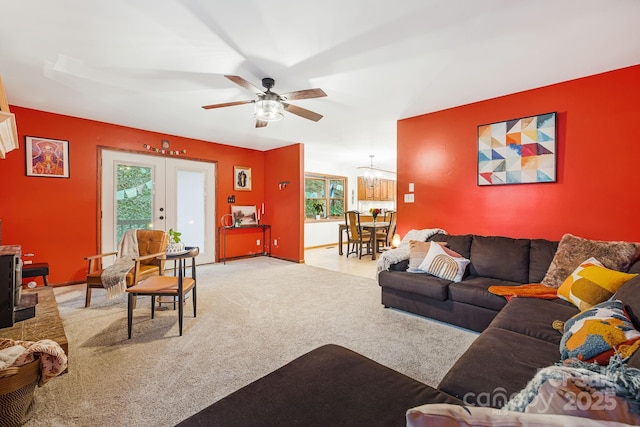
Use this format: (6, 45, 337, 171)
(142, 143, 186, 156)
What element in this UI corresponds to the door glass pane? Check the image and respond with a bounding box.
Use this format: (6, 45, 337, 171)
(176, 169, 205, 253)
(116, 164, 153, 244)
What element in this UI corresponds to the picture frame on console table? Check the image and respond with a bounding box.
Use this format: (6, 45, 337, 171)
(25, 136, 70, 178)
(477, 112, 556, 186)
(233, 165, 252, 191)
(230, 205, 258, 226)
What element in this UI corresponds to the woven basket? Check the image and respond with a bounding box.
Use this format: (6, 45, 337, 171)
(0, 359, 41, 427)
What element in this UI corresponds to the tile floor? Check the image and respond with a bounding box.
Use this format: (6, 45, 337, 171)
(304, 244, 379, 280)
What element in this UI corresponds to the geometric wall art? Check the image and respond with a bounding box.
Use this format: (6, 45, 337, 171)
(478, 112, 556, 186)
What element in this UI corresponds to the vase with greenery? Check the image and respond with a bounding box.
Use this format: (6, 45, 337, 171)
(167, 228, 185, 253)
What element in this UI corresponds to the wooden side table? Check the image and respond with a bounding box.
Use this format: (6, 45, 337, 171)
(0, 287, 69, 358)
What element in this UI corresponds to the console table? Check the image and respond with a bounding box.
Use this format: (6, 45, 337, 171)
(0, 286, 68, 357)
(218, 224, 271, 264)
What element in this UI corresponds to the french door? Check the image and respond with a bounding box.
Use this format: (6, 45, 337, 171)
(101, 149, 216, 265)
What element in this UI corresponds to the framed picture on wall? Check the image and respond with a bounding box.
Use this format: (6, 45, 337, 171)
(234, 165, 252, 191)
(477, 112, 556, 186)
(25, 136, 70, 178)
(230, 205, 258, 226)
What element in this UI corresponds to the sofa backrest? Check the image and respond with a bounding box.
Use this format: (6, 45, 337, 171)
(468, 235, 531, 283)
(427, 234, 472, 259)
(613, 272, 640, 369)
(528, 239, 559, 283)
(427, 234, 558, 284)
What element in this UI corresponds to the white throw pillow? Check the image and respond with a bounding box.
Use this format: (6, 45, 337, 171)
(417, 242, 469, 282)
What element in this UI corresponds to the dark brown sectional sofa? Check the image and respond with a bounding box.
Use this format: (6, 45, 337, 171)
(378, 233, 559, 332)
(179, 234, 640, 426)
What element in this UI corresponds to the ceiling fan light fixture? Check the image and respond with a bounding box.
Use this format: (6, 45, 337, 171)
(255, 99, 284, 122)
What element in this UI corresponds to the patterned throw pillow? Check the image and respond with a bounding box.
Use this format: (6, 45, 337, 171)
(417, 242, 469, 282)
(559, 300, 640, 364)
(557, 257, 638, 310)
(407, 241, 447, 273)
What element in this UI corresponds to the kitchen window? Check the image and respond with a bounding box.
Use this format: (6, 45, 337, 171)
(304, 173, 347, 220)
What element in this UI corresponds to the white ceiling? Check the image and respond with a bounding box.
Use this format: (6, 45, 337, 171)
(1, 1, 639, 174)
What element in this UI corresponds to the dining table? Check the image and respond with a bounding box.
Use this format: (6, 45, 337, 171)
(338, 221, 389, 260)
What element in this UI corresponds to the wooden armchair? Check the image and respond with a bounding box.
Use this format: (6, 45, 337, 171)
(84, 229, 168, 307)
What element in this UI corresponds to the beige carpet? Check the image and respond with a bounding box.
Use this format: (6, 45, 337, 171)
(24, 257, 477, 426)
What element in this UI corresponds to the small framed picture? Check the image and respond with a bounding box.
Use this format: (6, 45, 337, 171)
(234, 166, 252, 191)
(231, 205, 257, 226)
(25, 136, 70, 178)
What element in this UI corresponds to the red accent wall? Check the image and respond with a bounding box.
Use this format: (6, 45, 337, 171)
(0, 106, 302, 284)
(397, 64, 640, 242)
(265, 143, 304, 262)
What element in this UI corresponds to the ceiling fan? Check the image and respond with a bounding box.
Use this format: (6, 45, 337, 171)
(202, 75, 327, 128)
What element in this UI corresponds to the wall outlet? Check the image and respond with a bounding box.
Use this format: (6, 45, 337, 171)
(256, 239, 260, 246)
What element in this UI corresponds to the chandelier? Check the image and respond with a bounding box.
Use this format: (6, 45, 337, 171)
(358, 155, 394, 188)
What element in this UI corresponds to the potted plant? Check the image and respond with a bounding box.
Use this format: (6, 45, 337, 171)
(167, 228, 185, 253)
(312, 202, 324, 220)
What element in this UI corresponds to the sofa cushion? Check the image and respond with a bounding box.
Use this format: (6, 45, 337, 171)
(541, 233, 640, 288)
(629, 260, 640, 274)
(557, 257, 638, 310)
(389, 259, 409, 271)
(614, 275, 640, 330)
(378, 271, 450, 301)
(427, 234, 473, 259)
(177, 344, 462, 427)
(448, 277, 512, 311)
(438, 328, 562, 407)
(468, 235, 530, 283)
(489, 298, 577, 345)
(560, 300, 640, 364)
(529, 238, 558, 283)
(417, 243, 469, 282)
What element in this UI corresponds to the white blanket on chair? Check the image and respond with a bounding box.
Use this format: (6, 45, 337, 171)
(101, 229, 139, 299)
(376, 228, 446, 275)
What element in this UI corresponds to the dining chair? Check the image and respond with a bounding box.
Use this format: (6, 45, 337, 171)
(126, 246, 199, 338)
(84, 229, 168, 307)
(376, 210, 396, 252)
(344, 210, 372, 259)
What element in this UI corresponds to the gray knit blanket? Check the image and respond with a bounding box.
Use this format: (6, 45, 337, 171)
(504, 356, 640, 417)
(101, 229, 139, 299)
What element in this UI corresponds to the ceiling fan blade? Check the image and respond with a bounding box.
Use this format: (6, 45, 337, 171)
(279, 88, 327, 101)
(201, 100, 254, 110)
(255, 119, 268, 128)
(282, 102, 323, 122)
(225, 75, 264, 94)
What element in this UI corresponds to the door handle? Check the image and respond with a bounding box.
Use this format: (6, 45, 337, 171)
(159, 216, 165, 220)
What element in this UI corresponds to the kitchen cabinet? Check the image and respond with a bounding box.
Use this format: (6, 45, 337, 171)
(357, 177, 396, 201)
